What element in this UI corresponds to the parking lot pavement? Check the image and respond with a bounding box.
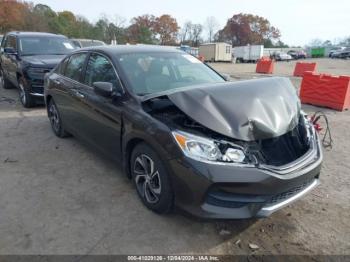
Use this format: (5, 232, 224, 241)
(0, 59, 349, 255)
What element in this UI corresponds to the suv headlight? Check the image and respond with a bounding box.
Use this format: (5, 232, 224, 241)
(172, 131, 246, 164)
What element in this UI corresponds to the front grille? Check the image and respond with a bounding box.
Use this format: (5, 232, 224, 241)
(31, 84, 44, 94)
(27, 67, 53, 79)
(267, 179, 314, 205)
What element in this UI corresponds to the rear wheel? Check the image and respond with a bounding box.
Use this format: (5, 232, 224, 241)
(18, 78, 35, 108)
(48, 99, 70, 138)
(0, 68, 13, 89)
(131, 143, 174, 214)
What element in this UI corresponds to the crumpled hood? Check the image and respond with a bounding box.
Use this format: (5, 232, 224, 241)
(144, 77, 301, 141)
(21, 55, 66, 68)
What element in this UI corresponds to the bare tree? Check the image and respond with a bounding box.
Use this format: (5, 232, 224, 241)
(180, 21, 192, 43)
(191, 24, 203, 47)
(205, 16, 219, 42)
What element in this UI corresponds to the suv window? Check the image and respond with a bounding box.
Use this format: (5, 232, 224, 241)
(64, 53, 88, 82)
(84, 53, 117, 87)
(4, 35, 17, 50)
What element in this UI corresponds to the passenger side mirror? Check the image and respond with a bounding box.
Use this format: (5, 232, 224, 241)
(4, 47, 17, 55)
(93, 82, 114, 98)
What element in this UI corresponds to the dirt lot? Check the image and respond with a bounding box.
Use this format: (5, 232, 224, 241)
(0, 58, 349, 255)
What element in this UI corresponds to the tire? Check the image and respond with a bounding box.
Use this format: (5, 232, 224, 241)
(47, 98, 70, 138)
(0, 68, 13, 89)
(18, 78, 35, 108)
(130, 143, 174, 214)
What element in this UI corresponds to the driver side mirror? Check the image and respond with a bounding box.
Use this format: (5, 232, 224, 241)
(4, 47, 17, 55)
(93, 82, 113, 97)
(93, 82, 123, 98)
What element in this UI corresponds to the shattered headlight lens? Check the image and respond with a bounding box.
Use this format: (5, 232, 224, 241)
(172, 131, 246, 163)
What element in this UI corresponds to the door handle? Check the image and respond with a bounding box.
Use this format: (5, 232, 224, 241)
(73, 90, 85, 99)
(53, 79, 61, 85)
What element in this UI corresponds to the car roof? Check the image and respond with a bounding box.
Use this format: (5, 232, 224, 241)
(6, 31, 66, 38)
(77, 45, 183, 56)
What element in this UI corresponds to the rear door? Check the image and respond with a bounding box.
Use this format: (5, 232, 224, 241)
(52, 52, 89, 134)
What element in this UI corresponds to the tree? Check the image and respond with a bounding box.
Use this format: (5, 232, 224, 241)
(32, 4, 57, 32)
(180, 21, 192, 44)
(308, 39, 323, 47)
(153, 15, 179, 45)
(180, 21, 203, 46)
(340, 37, 350, 46)
(217, 13, 281, 46)
(0, 0, 32, 32)
(205, 16, 219, 42)
(191, 24, 203, 47)
(127, 14, 157, 44)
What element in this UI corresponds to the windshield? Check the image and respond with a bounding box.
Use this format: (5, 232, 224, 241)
(19, 36, 76, 56)
(117, 52, 225, 95)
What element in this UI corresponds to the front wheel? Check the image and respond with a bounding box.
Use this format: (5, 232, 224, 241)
(131, 143, 174, 214)
(18, 78, 35, 108)
(0, 68, 13, 89)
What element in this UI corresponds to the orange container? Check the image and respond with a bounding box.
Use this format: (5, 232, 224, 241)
(300, 72, 350, 111)
(256, 58, 274, 74)
(293, 62, 317, 77)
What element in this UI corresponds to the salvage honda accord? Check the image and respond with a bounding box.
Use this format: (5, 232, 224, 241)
(44, 46, 323, 219)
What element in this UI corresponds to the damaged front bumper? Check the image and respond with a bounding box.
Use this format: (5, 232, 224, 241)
(168, 130, 323, 219)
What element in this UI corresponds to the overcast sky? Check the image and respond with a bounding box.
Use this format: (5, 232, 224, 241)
(32, 0, 349, 46)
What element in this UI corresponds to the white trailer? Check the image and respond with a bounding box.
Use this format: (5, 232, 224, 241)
(233, 45, 264, 63)
(199, 43, 232, 62)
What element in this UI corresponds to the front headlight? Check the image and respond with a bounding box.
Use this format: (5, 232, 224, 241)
(172, 130, 246, 164)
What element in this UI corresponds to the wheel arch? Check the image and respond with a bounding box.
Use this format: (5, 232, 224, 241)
(124, 137, 145, 179)
(45, 94, 53, 114)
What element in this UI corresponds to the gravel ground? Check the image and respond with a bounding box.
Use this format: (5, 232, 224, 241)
(0, 58, 349, 255)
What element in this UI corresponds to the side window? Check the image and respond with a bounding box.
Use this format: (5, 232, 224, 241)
(64, 53, 88, 82)
(84, 53, 117, 87)
(4, 36, 17, 50)
(55, 57, 69, 75)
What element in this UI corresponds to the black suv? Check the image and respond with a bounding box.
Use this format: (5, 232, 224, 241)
(0, 32, 76, 107)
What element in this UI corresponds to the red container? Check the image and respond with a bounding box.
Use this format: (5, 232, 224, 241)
(256, 58, 274, 74)
(293, 62, 317, 77)
(300, 72, 350, 111)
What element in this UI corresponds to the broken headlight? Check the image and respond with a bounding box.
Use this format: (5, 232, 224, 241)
(172, 131, 246, 164)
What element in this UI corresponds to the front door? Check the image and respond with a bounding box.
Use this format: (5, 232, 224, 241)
(77, 52, 123, 160)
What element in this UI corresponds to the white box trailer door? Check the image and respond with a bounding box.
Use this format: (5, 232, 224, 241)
(215, 43, 232, 62)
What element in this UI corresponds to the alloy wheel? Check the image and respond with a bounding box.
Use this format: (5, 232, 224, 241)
(133, 154, 162, 204)
(49, 102, 61, 134)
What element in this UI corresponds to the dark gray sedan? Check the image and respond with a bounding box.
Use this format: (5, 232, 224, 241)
(44, 46, 322, 219)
